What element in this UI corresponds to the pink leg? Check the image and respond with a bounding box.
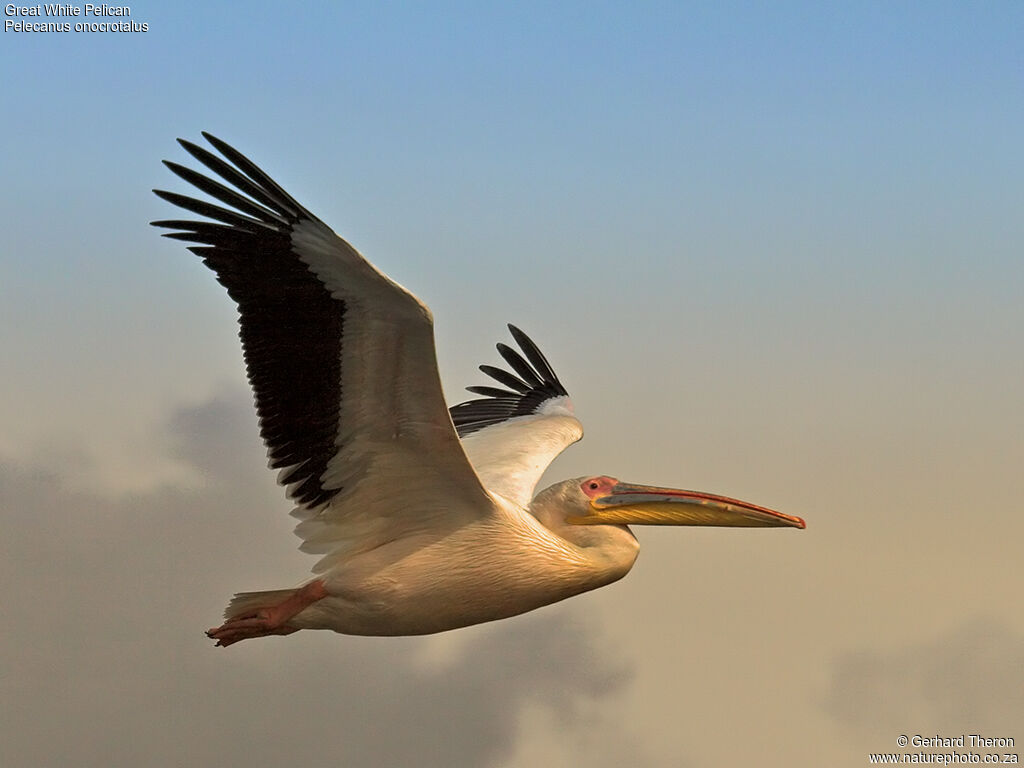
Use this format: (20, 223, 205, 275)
(212, 624, 300, 648)
(207, 580, 328, 648)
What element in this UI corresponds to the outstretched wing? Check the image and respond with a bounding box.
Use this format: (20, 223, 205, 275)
(449, 326, 583, 508)
(152, 133, 492, 570)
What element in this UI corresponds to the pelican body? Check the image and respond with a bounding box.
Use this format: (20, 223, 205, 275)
(152, 134, 805, 646)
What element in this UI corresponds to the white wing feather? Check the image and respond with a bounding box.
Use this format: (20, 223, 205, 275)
(285, 219, 495, 570)
(459, 397, 582, 509)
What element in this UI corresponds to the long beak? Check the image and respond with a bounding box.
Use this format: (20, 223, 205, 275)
(570, 482, 806, 529)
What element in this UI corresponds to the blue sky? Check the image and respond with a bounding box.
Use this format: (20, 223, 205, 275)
(3, 3, 1023, 766)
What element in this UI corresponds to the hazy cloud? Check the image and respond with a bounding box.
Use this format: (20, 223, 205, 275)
(0, 392, 646, 768)
(824, 618, 1024, 734)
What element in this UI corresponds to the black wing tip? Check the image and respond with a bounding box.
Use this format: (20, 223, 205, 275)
(505, 326, 534, 356)
(478, 364, 530, 393)
(176, 137, 207, 158)
(160, 133, 248, 174)
(172, 132, 227, 155)
(495, 325, 565, 387)
(449, 325, 570, 437)
(154, 133, 303, 233)
(198, 131, 244, 161)
(466, 385, 517, 398)
(154, 132, 342, 512)
(506, 324, 538, 354)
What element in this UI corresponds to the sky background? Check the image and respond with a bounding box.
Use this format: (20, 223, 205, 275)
(2, 2, 1022, 766)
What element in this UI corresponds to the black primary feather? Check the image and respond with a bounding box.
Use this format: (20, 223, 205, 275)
(449, 326, 570, 437)
(152, 134, 344, 509)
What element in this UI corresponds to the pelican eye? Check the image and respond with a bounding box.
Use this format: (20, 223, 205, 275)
(589, 482, 599, 490)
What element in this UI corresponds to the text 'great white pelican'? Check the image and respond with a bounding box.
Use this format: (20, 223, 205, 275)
(152, 134, 806, 647)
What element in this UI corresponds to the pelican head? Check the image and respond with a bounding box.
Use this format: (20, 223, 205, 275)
(535, 475, 805, 531)
(527, 475, 803, 590)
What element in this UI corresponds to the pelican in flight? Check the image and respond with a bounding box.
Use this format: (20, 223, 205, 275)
(153, 133, 805, 647)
